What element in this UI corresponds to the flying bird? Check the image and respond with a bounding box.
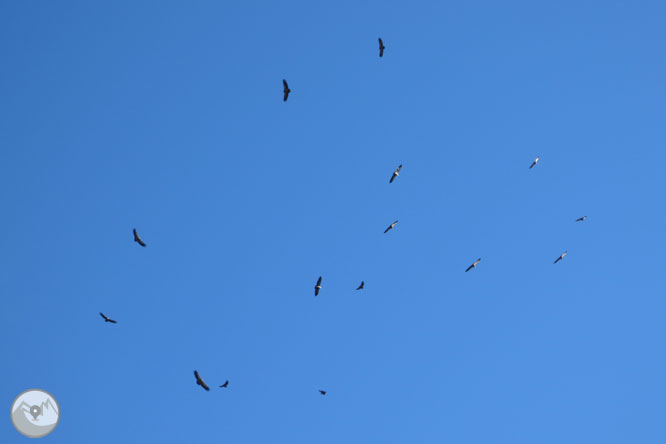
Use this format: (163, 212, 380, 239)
(465, 258, 481, 272)
(283, 79, 291, 102)
(314, 276, 322, 296)
(529, 156, 540, 169)
(356, 281, 364, 290)
(576, 216, 587, 222)
(319, 390, 327, 395)
(133, 228, 146, 247)
(194, 370, 210, 391)
(389, 164, 402, 183)
(553, 251, 567, 264)
(378, 38, 385, 57)
(219, 380, 229, 388)
(99, 312, 117, 324)
(384, 220, 398, 233)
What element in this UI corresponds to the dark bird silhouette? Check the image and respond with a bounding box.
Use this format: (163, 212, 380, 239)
(314, 276, 322, 296)
(576, 216, 587, 222)
(389, 164, 402, 183)
(194, 370, 210, 391)
(378, 38, 385, 57)
(99, 312, 117, 324)
(356, 281, 364, 290)
(553, 251, 567, 264)
(219, 380, 229, 388)
(133, 228, 146, 247)
(384, 220, 398, 233)
(529, 156, 540, 169)
(465, 258, 481, 272)
(319, 390, 327, 395)
(283, 79, 291, 102)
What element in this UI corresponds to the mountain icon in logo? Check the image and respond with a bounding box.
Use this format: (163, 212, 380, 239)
(11, 389, 60, 438)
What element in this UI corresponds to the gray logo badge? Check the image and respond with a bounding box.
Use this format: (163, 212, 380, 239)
(10, 389, 60, 438)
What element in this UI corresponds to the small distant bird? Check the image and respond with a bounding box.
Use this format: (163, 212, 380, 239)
(99, 312, 117, 324)
(378, 38, 385, 57)
(283, 79, 290, 102)
(314, 276, 322, 296)
(133, 228, 146, 247)
(553, 251, 567, 264)
(219, 380, 229, 388)
(356, 281, 364, 290)
(529, 156, 540, 169)
(319, 390, 327, 395)
(389, 164, 402, 183)
(384, 220, 398, 233)
(194, 370, 210, 391)
(465, 258, 481, 272)
(576, 216, 587, 222)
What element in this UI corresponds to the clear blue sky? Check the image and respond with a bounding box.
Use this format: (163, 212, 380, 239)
(1, 1, 665, 442)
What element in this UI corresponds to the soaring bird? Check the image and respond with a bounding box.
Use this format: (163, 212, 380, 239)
(465, 258, 481, 272)
(133, 228, 146, 247)
(553, 251, 567, 264)
(378, 38, 385, 57)
(576, 216, 587, 222)
(194, 370, 210, 391)
(384, 220, 398, 233)
(314, 276, 322, 296)
(356, 281, 364, 290)
(219, 380, 229, 388)
(283, 79, 291, 102)
(319, 390, 327, 395)
(529, 156, 540, 169)
(99, 312, 117, 324)
(389, 164, 402, 183)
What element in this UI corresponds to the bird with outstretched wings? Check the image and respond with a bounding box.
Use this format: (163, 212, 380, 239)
(384, 220, 398, 233)
(219, 380, 229, 388)
(283, 79, 291, 102)
(378, 38, 385, 57)
(356, 281, 364, 290)
(314, 276, 322, 296)
(194, 370, 210, 391)
(99, 312, 117, 324)
(465, 258, 481, 272)
(529, 156, 539, 169)
(133, 228, 146, 247)
(389, 164, 402, 183)
(576, 216, 587, 222)
(553, 251, 567, 264)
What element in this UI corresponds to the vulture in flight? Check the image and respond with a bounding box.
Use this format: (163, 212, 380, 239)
(378, 38, 385, 57)
(133, 228, 146, 247)
(314, 276, 322, 296)
(529, 156, 540, 169)
(465, 258, 481, 272)
(194, 370, 210, 391)
(99, 312, 117, 324)
(319, 390, 327, 395)
(384, 220, 398, 233)
(389, 164, 402, 183)
(219, 380, 229, 388)
(553, 251, 567, 264)
(576, 216, 587, 222)
(283, 79, 291, 102)
(356, 281, 364, 290)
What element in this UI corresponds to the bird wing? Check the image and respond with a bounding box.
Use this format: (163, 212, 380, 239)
(384, 225, 391, 233)
(465, 264, 473, 272)
(529, 161, 536, 168)
(283, 80, 289, 101)
(396, 165, 402, 173)
(378, 38, 384, 56)
(108, 318, 117, 324)
(554, 257, 561, 264)
(134, 229, 146, 246)
(100, 312, 108, 321)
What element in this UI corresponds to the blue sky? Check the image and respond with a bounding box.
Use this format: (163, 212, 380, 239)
(1, 1, 665, 442)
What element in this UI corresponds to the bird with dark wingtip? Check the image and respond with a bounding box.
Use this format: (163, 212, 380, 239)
(378, 38, 385, 57)
(389, 164, 402, 183)
(219, 380, 229, 388)
(465, 258, 481, 272)
(282, 79, 290, 102)
(553, 251, 567, 264)
(356, 281, 364, 290)
(576, 216, 587, 222)
(384, 220, 398, 233)
(99, 312, 117, 324)
(529, 156, 539, 169)
(194, 370, 210, 391)
(314, 276, 322, 296)
(133, 228, 146, 247)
